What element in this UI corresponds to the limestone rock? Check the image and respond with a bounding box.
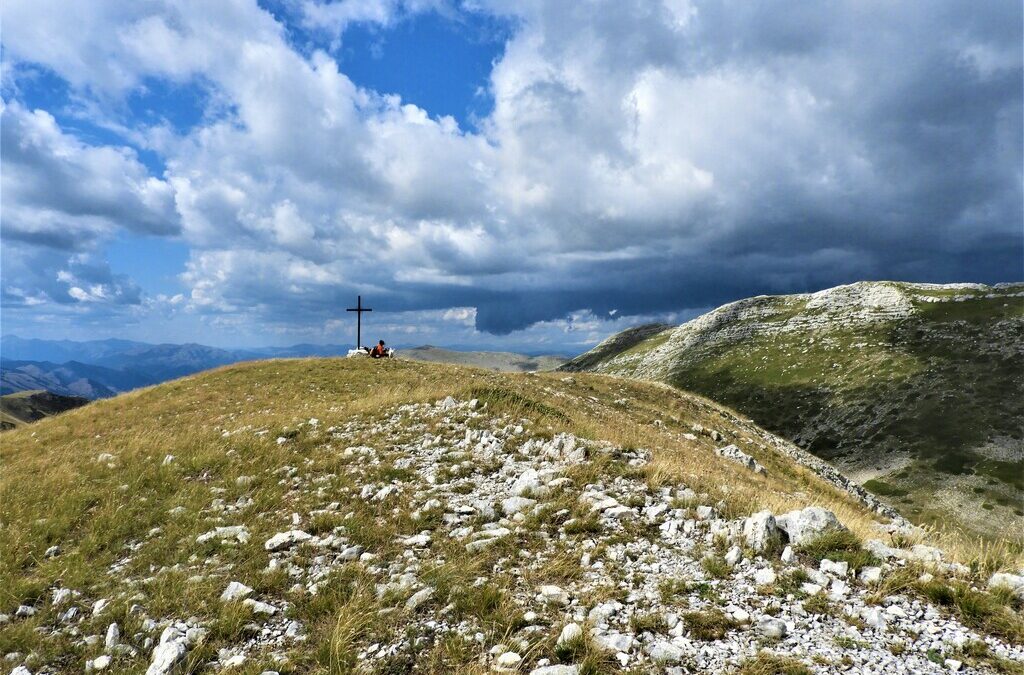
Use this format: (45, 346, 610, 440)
(220, 581, 253, 602)
(715, 444, 766, 475)
(743, 511, 780, 551)
(776, 507, 844, 545)
(263, 530, 312, 551)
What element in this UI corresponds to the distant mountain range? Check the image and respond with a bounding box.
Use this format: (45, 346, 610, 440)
(0, 337, 565, 399)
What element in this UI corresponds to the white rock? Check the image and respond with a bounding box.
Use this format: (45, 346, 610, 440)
(725, 546, 743, 567)
(649, 641, 683, 663)
(495, 651, 522, 670)
(757, 617, 787, 639)
(511, 469, 542, 496)
(146, 639, 186, 675)
(220, 581, 253, 602)
(223, 653, 246, 668)
(715, 444, 766, 474)
(529, 666, 579, 675)
(92, 599, 109, 616)
(263, 530, 312, 551)
(557, 623, 583, 646)
(243, 599, 278, 615)
(402, 533, 432, 547)
(593, 631, 633, 652)
(859, 566, 883, 585)
(754, 568, 777, 586)
(11, 668, 32, 675)
(776, 506, 844, 545)
(89, 655, 111, 671)
(105, 623, 120, 650)
(861, 607, 887, 628)
(743, 511, 780, 551)
(537, 585, 569, 606)
(945, 659, 963, 671)
(909, 544, 943, 564)
(197, 526, 250, 545)
(406, 588, 434, 610)
(44, 545, 60, 558)
(988, 572, 1024, 599)
(820, 559, 849, 577)
(695, 505, 715, 520)
(501, 496, 537, 515)
(780, 546, 796, 564)
(829, 579, 850, 599)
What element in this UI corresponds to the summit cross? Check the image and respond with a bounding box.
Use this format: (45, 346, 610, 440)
(346, 295, 372, 349)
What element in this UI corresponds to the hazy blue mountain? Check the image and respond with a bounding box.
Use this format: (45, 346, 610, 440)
(0, 337, 568, 399)
(92, 343, 257, 381)
(0, 336, 149, 363)
(0, 360, 130, 398)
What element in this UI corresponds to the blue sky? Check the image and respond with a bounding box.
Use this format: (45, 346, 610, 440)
(1, 1, 1021, 351)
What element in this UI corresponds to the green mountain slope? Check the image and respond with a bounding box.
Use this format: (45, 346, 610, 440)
(562, 281, 1024, 539)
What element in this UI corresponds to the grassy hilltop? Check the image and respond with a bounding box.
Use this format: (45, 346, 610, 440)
(3, 358, 1022, 674)
(561, 281, 1024, 541)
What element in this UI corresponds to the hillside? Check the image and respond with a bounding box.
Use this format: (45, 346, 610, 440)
(2, 359, 1022, 674)
(561, 281, 1024, 540)
(401, 345, 565, 372)
(0, 390, 89, 430)
(0, 338, 564, 398)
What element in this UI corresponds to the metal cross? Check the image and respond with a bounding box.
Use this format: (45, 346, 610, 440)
(346, 295, 372, 349)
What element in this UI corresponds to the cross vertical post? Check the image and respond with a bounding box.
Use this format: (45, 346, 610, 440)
(346, 295, 373, 349)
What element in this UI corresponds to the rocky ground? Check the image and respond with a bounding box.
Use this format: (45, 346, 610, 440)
(6, 396, 1021, 674)
(559, 281, 1024, 540)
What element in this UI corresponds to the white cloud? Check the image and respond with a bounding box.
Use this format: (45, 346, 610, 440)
(1, 101, 180, 249)
(2, 0, 1020, 343)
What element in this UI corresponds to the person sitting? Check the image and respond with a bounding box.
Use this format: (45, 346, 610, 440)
(370, 340, 389, 358)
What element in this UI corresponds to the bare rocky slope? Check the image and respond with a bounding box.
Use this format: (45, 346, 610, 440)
(400, 346, 565, 372)
(2, 359, 1022, 674)
(561, 282, 1024, 541)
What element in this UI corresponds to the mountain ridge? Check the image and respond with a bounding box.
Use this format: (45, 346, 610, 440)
(561, 280, 1024, 540)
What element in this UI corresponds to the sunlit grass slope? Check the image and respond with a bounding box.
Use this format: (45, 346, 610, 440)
(1, 358, 1019, 672)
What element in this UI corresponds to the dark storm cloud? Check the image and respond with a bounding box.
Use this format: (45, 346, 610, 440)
(1, 0, 1021, 342)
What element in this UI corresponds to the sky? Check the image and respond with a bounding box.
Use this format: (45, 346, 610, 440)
(1, 0, 1021, 352)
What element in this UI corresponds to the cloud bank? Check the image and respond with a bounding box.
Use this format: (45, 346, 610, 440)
(2, 0, 1021, 346)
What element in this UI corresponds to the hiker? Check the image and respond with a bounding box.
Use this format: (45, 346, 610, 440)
(370, 340, 390, 358)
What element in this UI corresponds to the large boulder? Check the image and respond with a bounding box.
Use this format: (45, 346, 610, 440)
(742, 511, 781, 551)
(146, 628, 188, 675)
(989, 572, 1024, 600)
(775, 507, 844, 545)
